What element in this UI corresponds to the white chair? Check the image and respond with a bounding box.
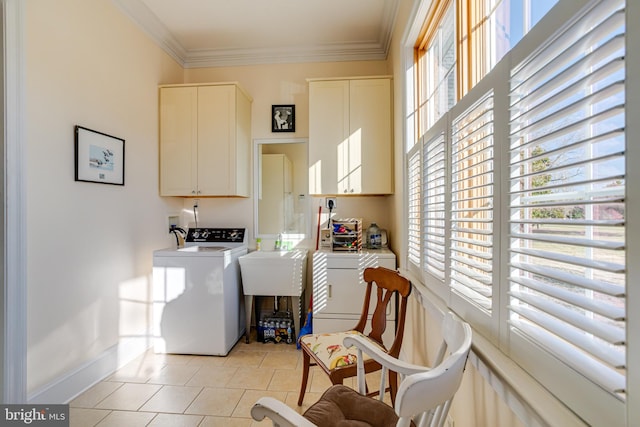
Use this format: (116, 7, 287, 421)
(251, 311, 473, 427)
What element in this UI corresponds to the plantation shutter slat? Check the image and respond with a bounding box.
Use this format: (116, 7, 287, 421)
(512, 82, 623, 139)
(509, 316, 625, 393)
(509, 291, 624, 345)
(511, 218, 624, 226)
(509, 127, 624, 168)
(510, 261, 624, 297)
(509, 2, 624, 96)
(509, 276, 624, 321)
(510, 232, 624, 250)
(510, 59, 624, 122)
(509, 305, 625, 371)
(510, 149, 624, 182)
(510, 247, 624, 273)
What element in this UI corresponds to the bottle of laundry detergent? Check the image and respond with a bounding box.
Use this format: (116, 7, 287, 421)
(366, 223, 382, 249)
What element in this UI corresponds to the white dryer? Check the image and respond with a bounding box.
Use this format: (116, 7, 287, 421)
(153, 227, 247, 356)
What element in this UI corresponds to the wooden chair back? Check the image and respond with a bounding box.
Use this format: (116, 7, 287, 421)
(354, 266, 412, 357)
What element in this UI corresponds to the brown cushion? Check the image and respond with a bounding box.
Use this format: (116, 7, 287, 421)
(303, 385, 400, 427)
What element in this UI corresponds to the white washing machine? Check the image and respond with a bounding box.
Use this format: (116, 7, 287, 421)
(153, 227, 248, 356)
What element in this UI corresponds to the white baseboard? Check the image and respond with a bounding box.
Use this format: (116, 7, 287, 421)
(27, 337, 151, 404)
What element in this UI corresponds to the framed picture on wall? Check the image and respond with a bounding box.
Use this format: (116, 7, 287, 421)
(74, 125, 125, 185)
(272, 105, 295, 132)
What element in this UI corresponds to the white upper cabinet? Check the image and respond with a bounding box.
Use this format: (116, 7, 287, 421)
(159, 83, 252, 197)
(308, 77, 392, 195)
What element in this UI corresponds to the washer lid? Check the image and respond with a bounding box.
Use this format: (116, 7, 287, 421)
(177, 246, 228, 253)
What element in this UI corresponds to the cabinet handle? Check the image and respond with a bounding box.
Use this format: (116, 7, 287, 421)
(192, 190, 196, 194)
(328, 284, 332, 298)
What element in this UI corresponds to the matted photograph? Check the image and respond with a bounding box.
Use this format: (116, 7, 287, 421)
(272, 105, 295, 132)
(75, 125, 125, 185)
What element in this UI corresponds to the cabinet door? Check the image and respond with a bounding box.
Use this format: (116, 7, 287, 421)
(197, 85, 235, 196)
(234, 88, 252, 197)
(308, 80, 349, 195)
(350, 79, 392, 194)
(309, 78, 392, 195)
(315, 267, 394, 318)
(321, 268, 363, 316)
(159, 87, 198, 196)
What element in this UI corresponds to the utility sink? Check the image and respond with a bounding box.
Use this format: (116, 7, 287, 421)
(239, 249, 307, 296)
(239, 249, 308, 343)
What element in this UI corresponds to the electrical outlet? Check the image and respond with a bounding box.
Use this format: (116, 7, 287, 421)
(168, 215, 180, 233)
(325, 197, 337, 209)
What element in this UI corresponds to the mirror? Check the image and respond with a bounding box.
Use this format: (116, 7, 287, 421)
(254, 138, 309, 238)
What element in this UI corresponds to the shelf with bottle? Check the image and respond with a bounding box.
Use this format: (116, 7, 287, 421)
(331, 218, 362, 252)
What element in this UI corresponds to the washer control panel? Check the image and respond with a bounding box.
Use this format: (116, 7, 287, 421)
(186, 228, 246, 244)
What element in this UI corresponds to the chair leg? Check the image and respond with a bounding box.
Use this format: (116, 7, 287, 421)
(297, 350, 311, 406)
(389, 370, 398, 405)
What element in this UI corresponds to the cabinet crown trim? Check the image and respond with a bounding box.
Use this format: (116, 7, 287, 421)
(306, 75, 392, 83)
(158, 82, 252, 101)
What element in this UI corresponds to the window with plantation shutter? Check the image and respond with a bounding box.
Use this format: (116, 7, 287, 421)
(406, 0, 631, 423)
(408, 151, 422, 268)
(508, 0, 626, 402)
(423, 132, 446, 280)
(450, 94, 494, 310)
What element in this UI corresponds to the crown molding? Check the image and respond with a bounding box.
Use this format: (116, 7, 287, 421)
(379, 0, 400, 56)
(182, 43, 389, 68)
(112, 0, 188, 66)
(112, 0, 397, 68)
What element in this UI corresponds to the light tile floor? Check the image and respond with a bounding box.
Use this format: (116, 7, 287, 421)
(69, 336, 375, 427)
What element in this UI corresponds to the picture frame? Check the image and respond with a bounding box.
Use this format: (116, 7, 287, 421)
(74, 125, 125, 186)
(272, 105, 295, 132)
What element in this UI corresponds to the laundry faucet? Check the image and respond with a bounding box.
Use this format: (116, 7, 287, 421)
(170, 226, 187, 248)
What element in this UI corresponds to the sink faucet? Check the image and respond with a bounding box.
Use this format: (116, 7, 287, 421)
(170, 226, 187, 248)
(275, 233, 292, 250)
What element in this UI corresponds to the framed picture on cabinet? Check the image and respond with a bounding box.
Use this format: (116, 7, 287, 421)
(74, 125, 125, 186)
(272, 104, 295, 132)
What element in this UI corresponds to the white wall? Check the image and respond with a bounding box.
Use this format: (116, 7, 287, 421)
(184, 62, 396, 249)
(25, 0, 184, 398)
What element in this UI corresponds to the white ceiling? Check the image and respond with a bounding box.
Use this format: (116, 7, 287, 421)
(112, 0, 400, 68)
